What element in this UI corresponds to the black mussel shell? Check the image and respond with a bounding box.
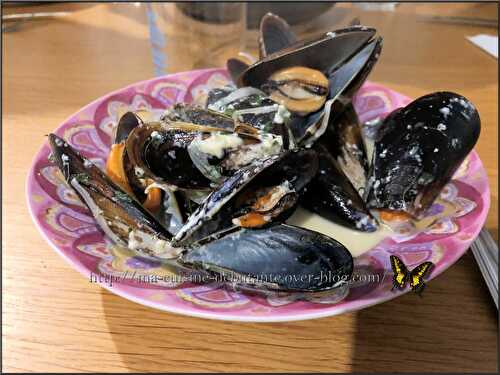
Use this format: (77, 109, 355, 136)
(159, 189, 201, 235)
(239, 26, 376, 88)
(366, 91, 481, 217)
(207, 87, 278, 133)
(206, 86, 291, 146)
(179, 224, 353, 293)
(173, 149, 319, 246)
(206, 86, 237, 106)
(206, 87, 280, 130)
(276, 36, 382, 148)
(328, 37, 383, 101)
(114, 112, 143, 144)
(301, 143, 378, 232)
(319, 102, 369, 195)
(48, 134, 178, 260)
(162, 103, 235, 130)
(126, 123, 213, 190)
(227, 58, 250, 84)
(259, 13, 297, 58)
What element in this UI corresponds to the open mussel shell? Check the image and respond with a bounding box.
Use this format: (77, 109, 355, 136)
(48, 134, 180, 260)
(188, 131, 284, 184)
(319, 102, 369, 195)
(206, 86, 282, 129)
(327, 36, 382, 101)
(173, 149, 319, 246)
(126, 121, 214, 190)
(301, 143, 378, 232)
(162, 103, 235, 130)
(179, 224, 353, 293)
(366, 91, 481, 217)
(258, 12, 297, 58)
(109, 111, 152, 202)
(239, 26, 376, 88)
(275, 36, 382, 147)
(206, 86, 293, 148)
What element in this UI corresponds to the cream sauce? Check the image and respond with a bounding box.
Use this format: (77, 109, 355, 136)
(287, 207, 391, 258)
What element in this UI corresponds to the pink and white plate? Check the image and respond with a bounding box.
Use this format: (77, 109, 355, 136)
(27, 68, 490, 322)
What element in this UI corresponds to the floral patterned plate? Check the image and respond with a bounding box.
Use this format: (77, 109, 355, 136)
(27, 68, 490, 322)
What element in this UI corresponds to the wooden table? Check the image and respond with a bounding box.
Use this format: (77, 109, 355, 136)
(3, 3, 498, 372)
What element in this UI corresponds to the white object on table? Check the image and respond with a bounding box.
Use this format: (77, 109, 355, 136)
(467, 34, 498, 58)
(470, 229, 498, 309)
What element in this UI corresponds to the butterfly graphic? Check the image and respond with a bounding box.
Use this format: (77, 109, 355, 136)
(390, 255, 434, 295)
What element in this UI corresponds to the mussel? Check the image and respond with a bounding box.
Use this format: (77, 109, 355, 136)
(206, 86, 293, 147)
(237, 25, 377, 89)
(319, 101, 370, 195)
(228, 15, 382, 147)
(366, 92, 481, 217)
(48, 134, 180, 260)
(161, 103, 234, 130)
(173, 149, 318, 246)
(301, 143, 377, 232)
(126, 118, 284, 189)
(180, 224, 353, 293)
(49, 134, 351, 294)
(126, 121, 215, 190)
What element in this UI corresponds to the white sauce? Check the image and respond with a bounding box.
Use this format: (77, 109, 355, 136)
(134, 166, 145, 177)
(287, 207, 391, 257)
(439, 107, 450, 118)
(196, 133, 243, 158)
(128, 230, 181, 259)
(208, 87, 265, 112)
(273, 104, 290, 124)
(228, 134, 283, 168)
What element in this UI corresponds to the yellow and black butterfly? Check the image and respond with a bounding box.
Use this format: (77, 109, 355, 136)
(390, 255, 434, 295)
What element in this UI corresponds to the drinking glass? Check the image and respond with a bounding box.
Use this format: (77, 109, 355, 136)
(146, 3, 247, 75)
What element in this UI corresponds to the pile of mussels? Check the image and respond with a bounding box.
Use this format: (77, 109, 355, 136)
(49, 14, 480, 295)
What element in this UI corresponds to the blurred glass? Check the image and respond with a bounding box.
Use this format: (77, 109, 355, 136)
(146, 3, 247, 75)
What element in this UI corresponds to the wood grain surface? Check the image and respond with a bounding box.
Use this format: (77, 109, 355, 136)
(2, 3, 498, 373)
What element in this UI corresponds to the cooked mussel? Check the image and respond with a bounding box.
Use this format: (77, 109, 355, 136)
(180, 224, 353, 293)
(232, 17, 382, 147)
(237, 25, 377, 89)
(366, 92, 481, 217)
(327, 36, 382, 101)
(319, 102, 370, 195)
(286, 35, 382, 147)
(126, 121, 214, 190)
(161, 103, 234, 130)
(262, 66, 329, 115)
(126, 117, 284, 189)
(301, 143, 377, 232)
(188, 131, 284, 184)
(173, 149, 318, 246)
(48, 134, 180, 260)
(206, 86, 293, 147)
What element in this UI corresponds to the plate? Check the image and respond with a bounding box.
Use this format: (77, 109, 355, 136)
(27, 68, 490, 322)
